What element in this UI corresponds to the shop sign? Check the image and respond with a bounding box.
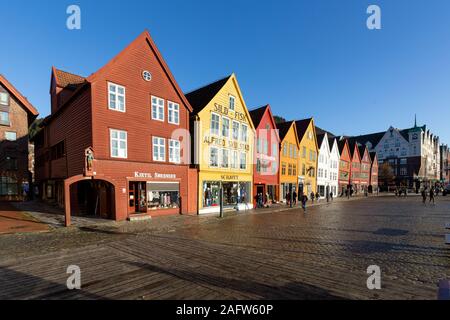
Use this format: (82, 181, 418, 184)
(220, 175, 239, 181)
(204, 136, 250, 151)
(134, 172, 177, 179)
(213, 103, 246, 122)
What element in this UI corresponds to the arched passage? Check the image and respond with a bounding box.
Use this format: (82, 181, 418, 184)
(64, 176, 117, 226)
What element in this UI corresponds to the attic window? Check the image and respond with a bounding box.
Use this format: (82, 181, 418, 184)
(142, 70, 152, 82)
(0, 92, 9, 105)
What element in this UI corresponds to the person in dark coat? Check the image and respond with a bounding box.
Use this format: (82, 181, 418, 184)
(429, 188, 435, 204)
(301, 193, 308, 213)
(292, 191, 297, 206)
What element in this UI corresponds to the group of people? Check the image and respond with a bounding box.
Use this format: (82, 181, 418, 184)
(421, 187, 438, 204)
(285, 190, 334, 213)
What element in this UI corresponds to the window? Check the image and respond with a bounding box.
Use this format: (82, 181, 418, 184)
(0, 92, 9, 105)
(108, 83, 126, 112)
(169, 139, 180, 163)
(400, 167, 407, 176)
(263, 140, 268, 155)
(231, 150, 238, 169)
(283, 143, 288, 157)
(211, 113, 220, 136)
(4, 157, 17, 170)
(240, 124, 248, 142)
(0, 111, 9, 125)
(272, 143, 278, 157)
(289, 144, 293, 158)
(153, 137, 166, 162)
(168, 101, 180, 125)
(281, 162, 286, 175)
(256, 159, 261, 173)
(221, 149, 229, 168)
(50, 140, 65, 160)
(293, 164, 297, 176)
(0, 177, 18, 196)
(302, 147, 307, 158)
(288, 164, 293, 175)
(229, 95, 235, 111)
(210, 147, 219, 167)
(151, 96, 164, 121)
(222, 117, 230, 138)
(5, 131, 16, 141)
(110, 129, 127, 158)
(232, 121, 240, 140)
(240, 152, 247, 170)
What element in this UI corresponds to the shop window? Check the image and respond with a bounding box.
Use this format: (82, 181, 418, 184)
(0, 176, 18, 196)
(240, 152, 247, 170)
(221, 149, 229, 168)
(110, 129, 127, 158)
(211, 113, 220, 136)
(222, 117, 230, 138)
(0, 111, 9, 125)
(168, 101, 180, 125)
(232, 121, 239, 140)
(169, 139, 180, 163)
(153, 137, 166, 162)
(108, 82, 126, 112)
(5, 131, 16, 141)
(151, 96, 164, 121)
(203, 181, 220, 207)
(209, 147, 219, 167)
(147, 182, 179, 210)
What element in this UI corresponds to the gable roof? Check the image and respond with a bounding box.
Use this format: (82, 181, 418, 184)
(348, 141, 361, 160)
(277, 121, 300, 146)
(186, 75, 232, 114)
(358, 146, 369, 161)
(294, 118, 313, 141)
(347, 131, 385, 148)
(315, 126, 336, 139)
(316, 133, 326, 148)
(52, 67, 86, 90)
(370, 151, 378, 163)
(0, 74, 38, 118)
(248, 104, 280, 142)
(49, 30, 193, 118)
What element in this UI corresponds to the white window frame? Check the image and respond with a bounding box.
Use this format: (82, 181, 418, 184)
(210, 113, 220, 136)
(240, 124, 248, 143)
(231, 150, 238, 169)
(110, 129, 127, 159)
(152, 136, 166, 162)
(0, 92, 9, 105)
(169, 139, 181, 163)
(5, 131, 16, 141)
(240, 152, 247, 170)
(221, 149, 229, 168)
(151, 96, 165, 122)
(209, 146, 219, 168)
(232, 121, 240, 141)
(222, 116, 230, 138)
(168, 101, 180, 125)
(0, 111, 9, 125)
(229, 95, 236, 111)
(108, 82, 126, 112)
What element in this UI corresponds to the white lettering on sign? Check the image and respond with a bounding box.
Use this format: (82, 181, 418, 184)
(154, 173, 176, 179)
(134, 172, 177, 179)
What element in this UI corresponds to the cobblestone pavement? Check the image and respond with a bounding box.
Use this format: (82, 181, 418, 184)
(0, 196, 449, 300)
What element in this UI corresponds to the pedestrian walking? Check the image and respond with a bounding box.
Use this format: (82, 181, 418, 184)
(315, 192, 320, 202)
(429, 188, 435, 204)
(421, 188, 427, 204)
(286, 192, 291, 207)
(310, 191, 315, 204)
(292, 191, 297, 206)
(301, 193, 308, 213)
(326, 191, 330, 203)
(330, 191, 334, 201)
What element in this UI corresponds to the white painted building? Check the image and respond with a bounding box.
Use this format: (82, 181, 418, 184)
(316, 129, 339, 198)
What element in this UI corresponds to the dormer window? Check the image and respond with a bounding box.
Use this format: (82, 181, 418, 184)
(0, 92, 9, 105)
(108, 83, 126, 112)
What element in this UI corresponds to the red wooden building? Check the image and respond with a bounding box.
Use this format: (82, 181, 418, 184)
(249, 105, 280, 207)
(33, 30, 198, 225)
(369, 152, 379, 193)
(349, 142, 361, 195)
(358, 145, 371, 193)
(337, 139, 351, 196)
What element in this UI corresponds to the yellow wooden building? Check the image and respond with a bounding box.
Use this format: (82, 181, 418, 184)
(277, 121, 300, 202)
(295, 118, 319, 196)
(186, 74, 255, 214)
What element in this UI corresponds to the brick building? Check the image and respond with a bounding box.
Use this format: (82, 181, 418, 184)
(0, 75, 38, 201)
(34, 31, 198, 225)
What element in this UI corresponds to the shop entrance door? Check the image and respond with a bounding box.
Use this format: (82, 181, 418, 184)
(129, 182, 147, 214)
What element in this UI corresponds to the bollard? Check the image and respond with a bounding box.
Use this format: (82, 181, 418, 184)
(438, 280, 450, 300)
(219, 187, 224, 218)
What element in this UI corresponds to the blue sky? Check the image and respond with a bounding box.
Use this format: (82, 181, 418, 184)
(2, 0, 450, 143)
